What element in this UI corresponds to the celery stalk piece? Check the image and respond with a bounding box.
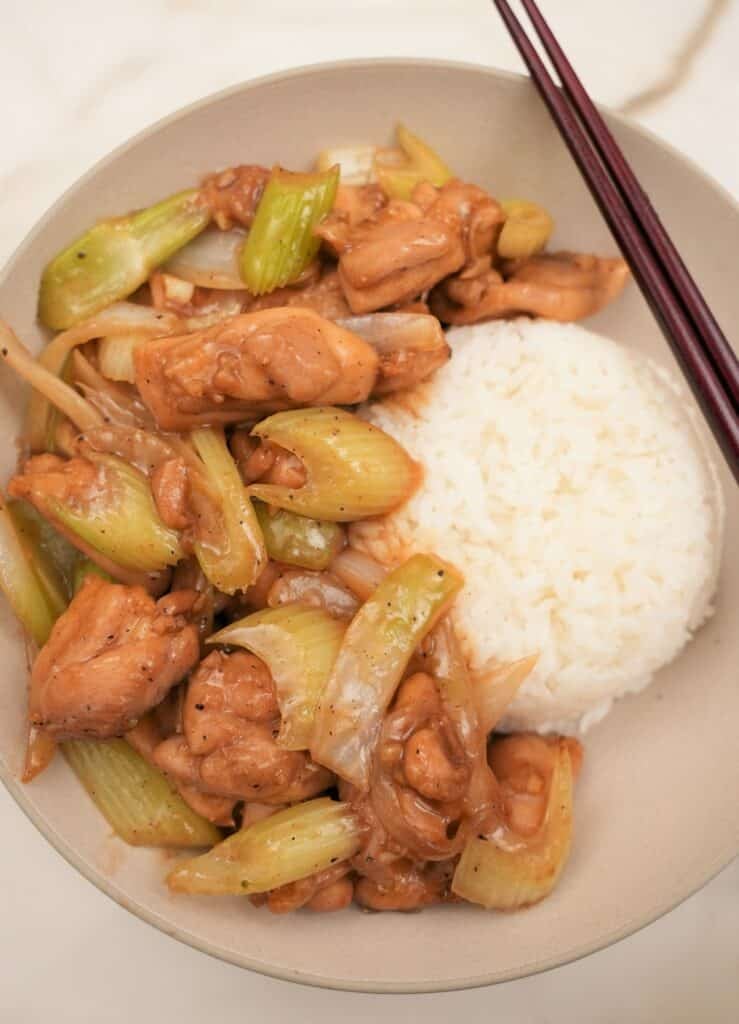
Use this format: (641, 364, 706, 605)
(498, 199, 554, 261)
(167, 798, 359, 894)
(452, 740, 574, 909)
(72, 556, 114, 594)
(190, 428, 266, 594)
(374, 124, 453, 200)
(8, 499, 77, 613)
(248, 407, 420, 522)
(396, 123, 453, 186)
(253, 501, 344, 571)
(38, 189, 210, 330)
(239, 165, 339, 295)
(63, 738, 221, 848)
(311, 554, 464, 789)
(0, 495, 58, 646)
(22, 454, 183, 573)
(210, 605, 346, 750)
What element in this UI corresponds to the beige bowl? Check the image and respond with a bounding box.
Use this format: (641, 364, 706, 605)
(0, 60, 736, 993)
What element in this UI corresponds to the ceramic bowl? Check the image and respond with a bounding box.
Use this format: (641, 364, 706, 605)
(0, 59, 736, 993)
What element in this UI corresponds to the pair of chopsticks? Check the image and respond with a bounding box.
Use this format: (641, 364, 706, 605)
(493, 0, 739, 483)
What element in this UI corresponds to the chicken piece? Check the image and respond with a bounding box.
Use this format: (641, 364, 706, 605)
(332, 199, 466, 314)
(320, 179, 503, 315)
(126, 714, 235, 826)
(200, 164, 269, 230)
(134, 307, 379, 431)
(152, 650, 333, 803)
(151, 457, 191, 531)
(230, 434, 307, 489)
(29, 576, 200, 740)
(315, 184, 387, 255)
(262, 863, 352, 914)
(431, 250, 630, 324)
(353, 860, 454, 912)
(247, 268, 352, 320)
(412, 179, 505, 267)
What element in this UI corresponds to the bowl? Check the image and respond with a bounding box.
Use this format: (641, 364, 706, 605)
(0, 59, 737, 994)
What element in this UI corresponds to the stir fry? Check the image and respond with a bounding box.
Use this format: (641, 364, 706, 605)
(0, 124, 608, 913)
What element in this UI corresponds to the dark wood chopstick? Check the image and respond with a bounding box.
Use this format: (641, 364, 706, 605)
(519, 0, 739, 410)
(493, 0, 739, 483)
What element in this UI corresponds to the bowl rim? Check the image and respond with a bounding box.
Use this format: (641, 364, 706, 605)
(0, 56, 737, 995)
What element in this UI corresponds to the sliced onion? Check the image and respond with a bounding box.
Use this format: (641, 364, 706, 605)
(337, 313, 450, 394)
(164, 227, 247, 290)
(330, 546, 388, 600)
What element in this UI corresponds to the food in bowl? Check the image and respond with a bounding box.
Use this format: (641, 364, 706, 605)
(0, 123, 719, 916)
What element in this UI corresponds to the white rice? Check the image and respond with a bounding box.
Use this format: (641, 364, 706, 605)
(352, 319, 724, 734)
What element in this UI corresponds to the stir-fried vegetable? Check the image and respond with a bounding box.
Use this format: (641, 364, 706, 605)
(311, 554, 464, 789)
(38, 189, 210, 330)
(9, 499, 75, 614)
(239, 166, 339, 295)
(452, 739, 574, 909)
(15, 454, 182, 574)
(253, 501, 344, 571)
(497, 199, 554, 261)
(98, 335, 145, 383)
(248, 407, 419, 522)
(164, 226, 247, 289)
(330, 545, 388, 600)
(315, 144, 378, 184)
(0, 320, 103, 438)
(0, 494, 59, 646)
(210, 605, 346, 749)
(63, 738, 221, 848)
(24, 303, 181, 452)
(167, 798, 360, 894)
(474, 654, 539, 734)
(375, 123, 453, 200)
(190, 428, 266, 594)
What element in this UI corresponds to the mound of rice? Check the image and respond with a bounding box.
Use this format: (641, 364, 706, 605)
(352, 319, 724, 734)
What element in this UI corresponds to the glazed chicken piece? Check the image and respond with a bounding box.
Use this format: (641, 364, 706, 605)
(258, 863, 354, 914)
(431, 250, 630, 324)
(134, 307, 379, 431)
(247, 267, 352, 320)
(200, 164, 270, 230)
(317, 179, 503, 314)
(230, 432, 307, 489)
(28, 576, 200, 740)
(152, 649, 333, 803)
(315, 184, 388, 253)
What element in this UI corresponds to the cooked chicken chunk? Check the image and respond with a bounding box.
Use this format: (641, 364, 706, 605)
(200, 164, 269, 230)
(152, 650, 332, 803)
(134, 307, 379, 431)
(318, 179, 502, 314)
(29, 576, 200, 739)
(431, 251, 629, 324)
(247, 268, 352, 320)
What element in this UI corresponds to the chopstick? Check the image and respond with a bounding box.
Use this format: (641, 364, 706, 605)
(493, 0, 739, 482)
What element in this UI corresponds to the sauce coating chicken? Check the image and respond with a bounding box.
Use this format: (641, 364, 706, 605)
(134, 307, 379, 431)
(153, 649, 332, 803)
(29, 576, 200, 739)
(200, 164, 270, 230)
(431, 250, 629, 324)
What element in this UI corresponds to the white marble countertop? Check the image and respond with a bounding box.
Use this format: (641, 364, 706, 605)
(1, 1, 737, 1020)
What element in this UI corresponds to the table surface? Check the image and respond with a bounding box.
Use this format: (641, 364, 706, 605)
(1, 1, 737, 1020)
